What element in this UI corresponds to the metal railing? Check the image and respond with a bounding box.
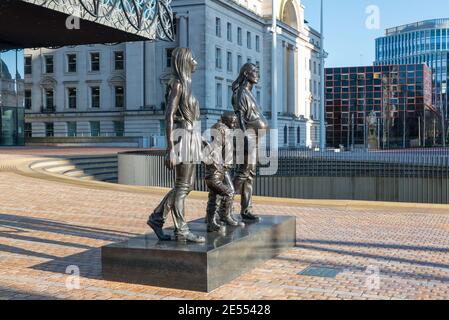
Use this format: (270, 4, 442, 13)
(117, 149, 449, 204)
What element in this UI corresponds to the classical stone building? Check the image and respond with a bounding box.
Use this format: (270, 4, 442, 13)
(25, 0, 323, 148)
(1, 0, 174, 146)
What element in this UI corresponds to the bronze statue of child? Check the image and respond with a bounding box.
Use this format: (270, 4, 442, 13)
(203, 112, 245, 232)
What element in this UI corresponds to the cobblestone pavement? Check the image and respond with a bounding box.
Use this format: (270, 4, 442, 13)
(1, 164, 449, 300)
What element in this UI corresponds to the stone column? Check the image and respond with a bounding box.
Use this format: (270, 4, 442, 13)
(280, 41, 286, 114)
(178, 14, 188, 48)
(287, 44, 296, 115)
(144, 41, 156, 108)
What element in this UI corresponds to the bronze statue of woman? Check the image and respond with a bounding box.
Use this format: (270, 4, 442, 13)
(147, 48, 205, 243)
(232, 63, 269, 222)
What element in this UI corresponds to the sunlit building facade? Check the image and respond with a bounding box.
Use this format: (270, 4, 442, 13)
(24, 0, 323, 149)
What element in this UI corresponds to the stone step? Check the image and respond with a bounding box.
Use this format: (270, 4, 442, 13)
(80, 172, 117, 181)
(45, 161, 117, 173)
(64, 166, 117, 176)
(30, 154, 118, 183)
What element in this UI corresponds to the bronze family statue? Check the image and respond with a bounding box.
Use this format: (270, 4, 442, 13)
(147, 48, 268, 243)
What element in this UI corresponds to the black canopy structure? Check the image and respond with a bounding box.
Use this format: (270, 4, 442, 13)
(0, 0, 174, 50)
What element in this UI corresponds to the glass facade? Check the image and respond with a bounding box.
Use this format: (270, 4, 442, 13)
(0, 49, 25, 146)
(325, 64, 438, 149)
(375, 19, 449, 122)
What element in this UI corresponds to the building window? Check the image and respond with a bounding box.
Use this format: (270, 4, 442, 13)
(216, 18, 221, 37)
(216, 82, 223, 108)
(256, 60, 260, 70)
(45, 123, 54, 137)
(255, 35, 260, 52)
(67, 122, 77, 137)
(90, 121, 100, 137)
(115, 86, 125, 108)
(247, 31, 252, 49)
(237, 55, 243, 71)
(114, 121, 124, 137)
(25, 123, 32, 138)
(256, 90, 261, 104)
(228, 85, 233, 109)
(114, 51, 124, 70)
(24, 56, 32, 75)
(313, 61, 317, 74)
(226, 51, 232, 72)
(297, 127, 301, 144)
(44, 55, 54, 74)
(24, 90, 32, 109)
(283, 126, 288, 144)
(90, 87, 100, 108)
(166, 48, 174, 68)
(67, 88, 77, 109)
(215, 47, 222, 69)
(227, 22, 232, 42)
(90, 52, 100, 71)
(67, 54, 77, 73)
(45, 89, 54, 110)
(247, 57, 252, 64)
(237, 27, 242, 45)
(160, 120, 166, 136)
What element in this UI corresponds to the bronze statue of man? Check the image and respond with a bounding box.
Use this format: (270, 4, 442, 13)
(147, 48, 205, 243)
(203, 112, 245, 232)
(232, 63, 269, 222)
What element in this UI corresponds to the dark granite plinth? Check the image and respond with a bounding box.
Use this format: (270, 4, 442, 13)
(101, 215, 296, 292)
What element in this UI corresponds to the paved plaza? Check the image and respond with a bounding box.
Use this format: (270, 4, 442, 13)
(0, 149, 449, 300)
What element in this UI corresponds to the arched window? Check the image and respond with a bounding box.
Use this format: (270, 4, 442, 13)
(297, 127, 301, 144)
(284, 125, 288, 144)
(282, 0, 299, 30)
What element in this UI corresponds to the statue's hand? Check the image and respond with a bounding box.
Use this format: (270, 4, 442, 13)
(165, 147, 177, 170)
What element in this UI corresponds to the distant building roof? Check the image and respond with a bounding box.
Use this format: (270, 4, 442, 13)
(385, 18, 449, 36)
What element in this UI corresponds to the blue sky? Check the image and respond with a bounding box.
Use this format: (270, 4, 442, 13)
(302, 0, 449, 67)
(0, 50, 24, 79)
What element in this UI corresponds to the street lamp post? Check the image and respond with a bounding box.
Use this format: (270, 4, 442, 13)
(319, 0, 326, 151)
(271, 0, 279, 152)
(441, 84, 446, 147)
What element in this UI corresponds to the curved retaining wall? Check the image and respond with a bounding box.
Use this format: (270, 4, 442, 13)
(118, 151, 449, 204)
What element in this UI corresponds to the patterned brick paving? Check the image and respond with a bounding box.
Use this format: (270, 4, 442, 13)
(1, 164, 449, 299)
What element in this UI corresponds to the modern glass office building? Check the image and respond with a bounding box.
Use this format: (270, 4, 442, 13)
(375, 19, 449, 126)
(325, 64, 437, 149)
(0, 49, 24, 146)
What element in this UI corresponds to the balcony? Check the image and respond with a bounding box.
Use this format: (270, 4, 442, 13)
(0, 0, 174, 50)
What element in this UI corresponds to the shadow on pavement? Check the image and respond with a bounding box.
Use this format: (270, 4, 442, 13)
(0, 286, 61, 300)
(0, 212, 138, 280)
(282, 240, 449, 283)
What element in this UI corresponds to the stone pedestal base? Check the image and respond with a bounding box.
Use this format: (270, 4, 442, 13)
(101, 215, 296, 292)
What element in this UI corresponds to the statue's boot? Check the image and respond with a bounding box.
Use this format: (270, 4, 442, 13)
(241, 209, 261, 223)
(147, 219, 171, 241)
(219, 199, 245, 227)
(206, 211, 224, 233)
(175, 232, 206, 243)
